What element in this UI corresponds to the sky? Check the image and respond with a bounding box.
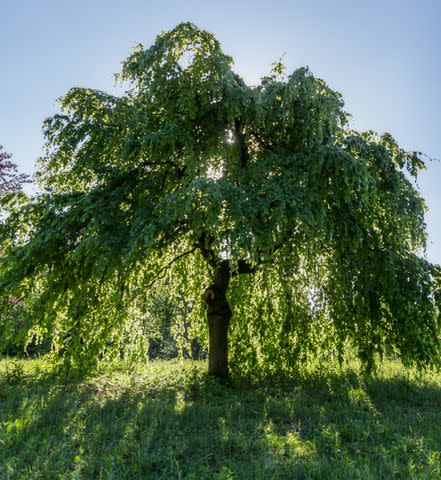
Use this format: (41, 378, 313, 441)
(1, 0, 440, 263)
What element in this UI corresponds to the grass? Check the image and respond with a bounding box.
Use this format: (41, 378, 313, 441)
(0, 358, 440, 479)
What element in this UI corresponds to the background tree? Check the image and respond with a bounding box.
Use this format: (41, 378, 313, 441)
(0, 146, 30, 197)
(0, 146, 32, 355)
(0, 23, 439, 377)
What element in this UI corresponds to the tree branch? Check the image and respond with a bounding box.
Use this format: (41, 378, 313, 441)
(146, 246, 197, 288)
(234, 118, 250, 169)
(196, 232, 218, 268)
(232, 259, 257, 276)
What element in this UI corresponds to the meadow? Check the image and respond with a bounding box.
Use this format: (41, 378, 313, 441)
(0, 357, 440, 479)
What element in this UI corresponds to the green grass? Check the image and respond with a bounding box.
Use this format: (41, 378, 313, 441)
(0, 358, 440, 479)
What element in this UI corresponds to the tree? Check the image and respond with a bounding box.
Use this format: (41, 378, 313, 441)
(0, 23, 439, 377)
(0, 147, 31, 354)
(0, 146, 30, 197)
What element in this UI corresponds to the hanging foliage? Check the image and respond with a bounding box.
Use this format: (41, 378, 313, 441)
(0, 23, 439, 376)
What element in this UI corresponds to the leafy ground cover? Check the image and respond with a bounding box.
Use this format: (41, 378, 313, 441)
(0, 358, 440, 479)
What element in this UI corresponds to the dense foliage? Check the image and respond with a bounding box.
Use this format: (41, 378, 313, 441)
(0, 23, 439, 375)
(0, 147, 31, 354)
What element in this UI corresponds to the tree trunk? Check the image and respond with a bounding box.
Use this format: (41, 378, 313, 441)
(202, 260, 232, 378)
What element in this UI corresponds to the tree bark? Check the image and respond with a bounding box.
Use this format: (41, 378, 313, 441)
(202, 260, 232, 378)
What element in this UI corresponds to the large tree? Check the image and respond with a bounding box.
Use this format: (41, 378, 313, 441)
(0, 23, 439, 377)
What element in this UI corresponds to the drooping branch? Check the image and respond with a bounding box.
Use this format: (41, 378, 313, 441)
(146, 246, 197, 288)
(233, 231, 294, 276)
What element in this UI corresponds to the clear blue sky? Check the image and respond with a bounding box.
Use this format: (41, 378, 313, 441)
(2, 0, 440, 263)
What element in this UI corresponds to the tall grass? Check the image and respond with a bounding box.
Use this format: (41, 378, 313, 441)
(0, 358, 440, 479)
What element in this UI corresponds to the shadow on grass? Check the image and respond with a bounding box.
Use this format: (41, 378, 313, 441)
(0, 363, 440, 479)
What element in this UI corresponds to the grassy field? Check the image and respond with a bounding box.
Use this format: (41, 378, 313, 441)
(0, 358, 440, 479)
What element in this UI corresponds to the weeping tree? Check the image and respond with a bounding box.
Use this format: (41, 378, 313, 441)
(0, 23, 439, 377)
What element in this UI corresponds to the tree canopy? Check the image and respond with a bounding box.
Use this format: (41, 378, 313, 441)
(0, 23, 439, 377)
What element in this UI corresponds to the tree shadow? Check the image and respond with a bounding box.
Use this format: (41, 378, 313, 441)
(0, 365, 440, 479)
